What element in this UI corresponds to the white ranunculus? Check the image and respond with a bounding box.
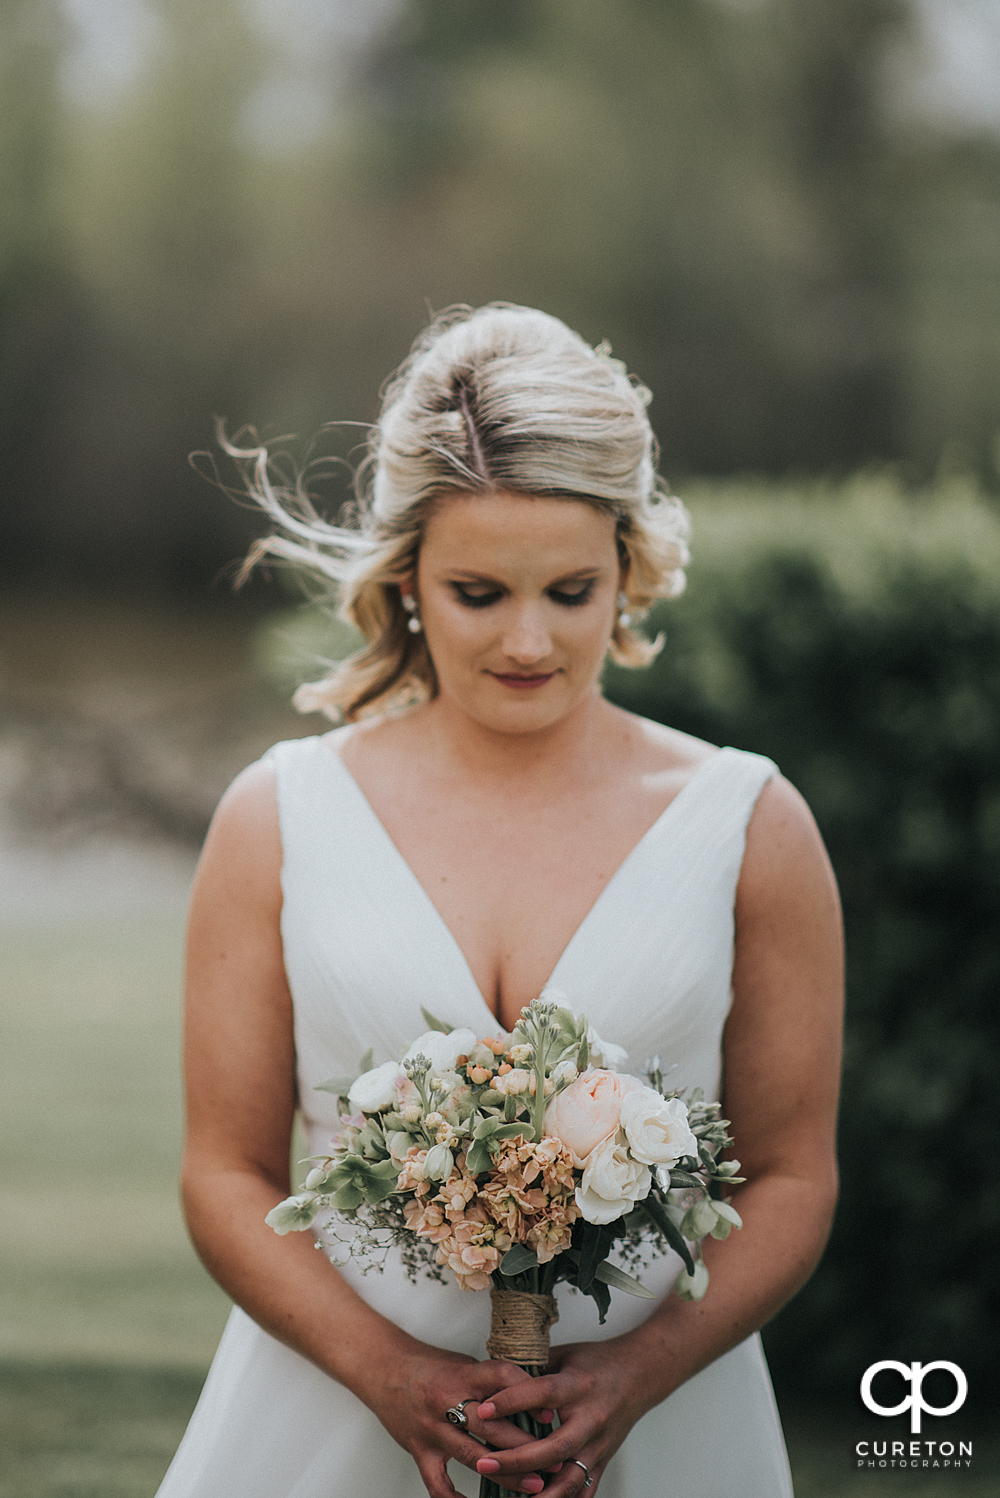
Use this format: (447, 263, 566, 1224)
(575, 1132, 652, 1225)
(586, 1025, 629, 1071)
(347, 1060, 405, 1113)
(403, 1028, 478, 1074)
(618, 1088, 699, 1167)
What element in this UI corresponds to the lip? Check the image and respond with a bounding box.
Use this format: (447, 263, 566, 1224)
(487, 671, 557, 690)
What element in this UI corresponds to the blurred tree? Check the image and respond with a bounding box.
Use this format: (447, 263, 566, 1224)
(0, 0, 81, 581)
(2, 0, 1000, 590)
(362, 0, 911, 472)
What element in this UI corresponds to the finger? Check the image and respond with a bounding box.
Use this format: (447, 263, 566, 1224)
(442, 1430, 547, 1495)
(545, 1453, 604, 1497)
(478, 1375, 570, 1421)
(473, 1418, 592, 1479)
(415, 1451, 457, 1498)
(471, 1461, 546, 1496)
(540, 1460, 600, 1498)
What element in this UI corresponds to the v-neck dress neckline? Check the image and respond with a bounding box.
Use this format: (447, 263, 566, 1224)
(318, 737, 731, 1028)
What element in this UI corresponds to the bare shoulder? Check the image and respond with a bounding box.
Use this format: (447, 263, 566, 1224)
(739, 772, 840, 917)
(194, 757, 282, 910)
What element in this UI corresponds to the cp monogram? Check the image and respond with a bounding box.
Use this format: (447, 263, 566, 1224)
(861, 1361, 968, 1434)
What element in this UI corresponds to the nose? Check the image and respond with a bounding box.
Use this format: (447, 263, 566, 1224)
(501, 602, 552, 665)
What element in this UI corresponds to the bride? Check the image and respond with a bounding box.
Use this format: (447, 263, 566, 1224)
(158, 304, 842, 1497)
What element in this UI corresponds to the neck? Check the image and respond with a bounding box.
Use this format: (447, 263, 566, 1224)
(415, 687, 623, 789)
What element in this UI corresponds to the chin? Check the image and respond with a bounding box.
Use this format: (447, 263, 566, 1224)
(469, 690, 578, 735)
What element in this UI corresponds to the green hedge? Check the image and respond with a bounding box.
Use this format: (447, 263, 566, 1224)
(604, 474, 1000, 1399)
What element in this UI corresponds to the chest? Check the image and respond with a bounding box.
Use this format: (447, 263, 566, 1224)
(357, 780, 677, 1030)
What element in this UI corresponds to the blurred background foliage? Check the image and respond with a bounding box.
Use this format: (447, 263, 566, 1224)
(2, 0, 1000, 1485)
(4, 0, 1000, 588)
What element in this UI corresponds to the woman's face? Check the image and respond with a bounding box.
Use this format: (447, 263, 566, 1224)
(412, 489, 623, 735)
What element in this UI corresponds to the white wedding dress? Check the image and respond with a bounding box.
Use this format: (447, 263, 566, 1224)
(156, 736, 794, 1497)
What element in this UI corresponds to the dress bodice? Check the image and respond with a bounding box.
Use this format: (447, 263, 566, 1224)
(156, 735, 793, 1498)
(267, 735, 776, 1163)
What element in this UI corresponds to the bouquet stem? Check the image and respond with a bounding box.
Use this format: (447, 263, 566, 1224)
(479, 1288, 557, 1498)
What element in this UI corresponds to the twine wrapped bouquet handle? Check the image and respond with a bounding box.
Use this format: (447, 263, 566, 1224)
(486, 1287, 559, 1368)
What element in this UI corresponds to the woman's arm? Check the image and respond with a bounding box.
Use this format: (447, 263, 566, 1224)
(474, 773, 844, 1495)
(180, 762, 545, 1498)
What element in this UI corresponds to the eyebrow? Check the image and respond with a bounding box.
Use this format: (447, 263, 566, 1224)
(444, 566, 608, 584)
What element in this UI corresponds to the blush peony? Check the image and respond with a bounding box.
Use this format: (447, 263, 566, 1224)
(543, 1069, 641, 1168)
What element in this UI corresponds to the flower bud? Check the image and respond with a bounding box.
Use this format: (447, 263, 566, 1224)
(423, 1145, 454, 1182)
(682, 1197, 721, 1241)
(304, 1167, 326, 1191)
(674, 1260, 710, 1302)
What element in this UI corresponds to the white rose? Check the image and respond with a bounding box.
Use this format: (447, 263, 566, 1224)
(618, 1089, 698, 1167)
(575, 1133, 652, 1225)
(403, 1028, 478, 1073)
(347, 1060, 405, 1113)
(586, 1026, 629, 1071)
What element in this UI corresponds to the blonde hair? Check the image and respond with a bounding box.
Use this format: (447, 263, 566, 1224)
(226, 303, 690, 720)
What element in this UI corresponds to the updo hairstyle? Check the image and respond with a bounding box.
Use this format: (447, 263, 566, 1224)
(225, 303, 690, 721)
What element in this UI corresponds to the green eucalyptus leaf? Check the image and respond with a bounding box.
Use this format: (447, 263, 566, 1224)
(638, 1195, 695, 1276)
(314, 1076, 357, 1096)
(577, 1223, 612, 1291)
(420, 1007, 452, 1034)
(465, 1140, 492, 1175)
(593, 1261, 655, 1299)
(500, 1244, 540, 1275)
(582, 1276, 612, 1324)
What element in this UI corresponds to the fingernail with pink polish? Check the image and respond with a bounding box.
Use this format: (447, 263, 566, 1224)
(478, 1401, 496, 1419)
(476, 1457, 500, 1474)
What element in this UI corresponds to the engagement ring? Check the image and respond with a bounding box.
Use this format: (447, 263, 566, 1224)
(571, 1458, 594, 1488)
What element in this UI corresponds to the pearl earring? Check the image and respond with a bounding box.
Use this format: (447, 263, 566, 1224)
(402, 594, 422, 633)
(617, 590, 632, 628)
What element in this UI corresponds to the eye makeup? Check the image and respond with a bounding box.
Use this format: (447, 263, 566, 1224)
(449, 576, 599, 609)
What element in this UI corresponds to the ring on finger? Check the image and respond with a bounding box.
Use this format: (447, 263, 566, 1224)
(571, 1458, 594, 1488)
(445, 1399, 476, 1428)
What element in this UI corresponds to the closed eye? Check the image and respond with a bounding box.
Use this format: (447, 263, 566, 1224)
(451, 583, 504, 609)
(450, 578, 598, 608)
(547, 581, 595, 606)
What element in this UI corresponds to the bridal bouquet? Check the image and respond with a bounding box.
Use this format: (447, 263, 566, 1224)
(267, 993, 742, 1497)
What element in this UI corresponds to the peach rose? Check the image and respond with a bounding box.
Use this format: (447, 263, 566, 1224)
(543, 1069, 641, 1167)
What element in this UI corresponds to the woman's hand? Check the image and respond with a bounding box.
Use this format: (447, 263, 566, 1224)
(355, 1340, 560, 1498)
(473, 1339, 650, 1496)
